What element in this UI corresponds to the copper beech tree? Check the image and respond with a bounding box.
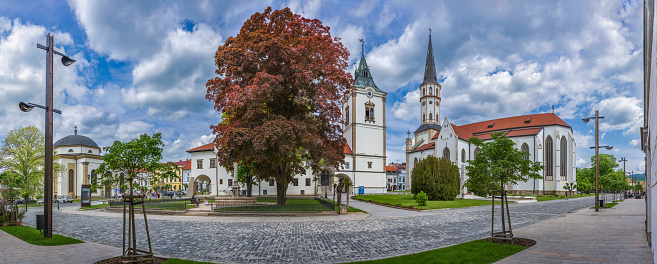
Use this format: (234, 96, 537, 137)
(206, 7, 353, 205)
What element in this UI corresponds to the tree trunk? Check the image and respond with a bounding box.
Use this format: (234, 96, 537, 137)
(246, 176, 253, 197)
(276, 180, 286, 205)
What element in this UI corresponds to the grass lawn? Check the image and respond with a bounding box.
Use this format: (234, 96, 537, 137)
(79, 204, 110, 210)
(218, 198, 333, 211)
(0, 226, 83, 246)
(590, 202, 618, 209)
(354, 194, 495, 210)
(162, 258, 218, 264)
(343, 239, 526, 264)
(508, 193, 595, 202)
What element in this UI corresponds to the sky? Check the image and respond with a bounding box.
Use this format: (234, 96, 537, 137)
(0, 0, 645, 173)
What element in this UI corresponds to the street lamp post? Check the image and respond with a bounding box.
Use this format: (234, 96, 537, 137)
(620, 157, 627, 199)
(19, 34, 75, 238)
(583, 110, 612, 212)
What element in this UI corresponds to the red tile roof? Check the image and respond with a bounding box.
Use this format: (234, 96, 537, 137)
(344, 144, 353, 155)
(451, 124, 474, 140)
(411, 142, 435, 153)
(505, 128, 543, 138)
(172, 159, 189, 167)
(187, 143, 214, 153)
(460, 113, 569, 134)
(431, 130, 441, 140)
(183, 161, 191, 170)
(386, 166, 397, 172)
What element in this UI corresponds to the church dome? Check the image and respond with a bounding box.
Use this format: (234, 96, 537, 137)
(53, 126, 98, 148)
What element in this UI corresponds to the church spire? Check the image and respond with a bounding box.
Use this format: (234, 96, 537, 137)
(423, 29, 437, 84)
(354, 38, 381, 91)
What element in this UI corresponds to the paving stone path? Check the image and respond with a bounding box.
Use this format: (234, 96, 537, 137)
(21, 195, 609, 264)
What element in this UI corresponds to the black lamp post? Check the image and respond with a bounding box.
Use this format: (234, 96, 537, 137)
(583, 110, 612, 212)
(19, 33, 75, 238)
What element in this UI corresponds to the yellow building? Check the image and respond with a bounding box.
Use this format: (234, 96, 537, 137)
(155, 160, 189, 192)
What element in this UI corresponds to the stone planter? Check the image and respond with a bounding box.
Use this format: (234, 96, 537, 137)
(338, 206, 348, 214)
(1, 223, 7, 227)
(17, 221, 23, 226)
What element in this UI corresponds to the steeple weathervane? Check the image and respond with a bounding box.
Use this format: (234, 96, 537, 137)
(74, 125, 77, 135)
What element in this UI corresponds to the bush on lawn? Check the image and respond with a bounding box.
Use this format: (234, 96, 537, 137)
(411, 156, 460, 200)
(416, 191, 428, 206)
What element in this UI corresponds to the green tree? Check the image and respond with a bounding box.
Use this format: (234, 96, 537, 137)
(206, 7, 353, 205)
(563, 182, 576, 199)
(93, 133, 178, 261)
(236, 162, 257, 197)
(0, 126, 63, 210)
(576, 177, 592, 195)
(465, 132, 544, 239)
(411, 156, 460, 200)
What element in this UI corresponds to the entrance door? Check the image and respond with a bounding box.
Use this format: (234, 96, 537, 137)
(321, 170, 329, 186)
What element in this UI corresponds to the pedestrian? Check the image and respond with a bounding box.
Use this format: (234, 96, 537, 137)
(157, 192, 160, 199)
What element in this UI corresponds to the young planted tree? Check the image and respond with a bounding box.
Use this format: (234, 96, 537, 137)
(93, 133, 178, 262)
(562, 182, 576, 199)
(465, 132, 544, 239)
(236, 162, 257, 197)
(0, 126, 63, 210)
(206, 7, 353, 205)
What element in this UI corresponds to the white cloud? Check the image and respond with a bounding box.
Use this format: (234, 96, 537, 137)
(576, 158, 587, 167)
(629, 139, 640, 148)
(591, 96, 643, 135)
(392, 89, 420, 121)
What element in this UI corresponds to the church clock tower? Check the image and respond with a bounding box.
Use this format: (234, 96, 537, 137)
(342, 40, 387, 194)
(413, 31, 442, 144)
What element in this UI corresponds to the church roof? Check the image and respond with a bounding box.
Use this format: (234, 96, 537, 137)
(433, 113, 569, 141)
(411, 142, 435, 153)
(354, 43, 383, 92)
(54, 134, 99, 148)
(423, 32, 438, 84)
(187, 143, 215, 153)
(414, 123, 441, 133)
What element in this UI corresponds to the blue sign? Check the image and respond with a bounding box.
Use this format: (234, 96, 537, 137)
(358, 186, 364, 195)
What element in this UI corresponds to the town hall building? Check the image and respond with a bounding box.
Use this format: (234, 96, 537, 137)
(405, 34, 577, 195)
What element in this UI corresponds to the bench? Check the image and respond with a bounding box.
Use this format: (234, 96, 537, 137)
(190, 198, 200, 206)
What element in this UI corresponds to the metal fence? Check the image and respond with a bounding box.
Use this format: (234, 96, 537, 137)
(109, 199, 188, 211)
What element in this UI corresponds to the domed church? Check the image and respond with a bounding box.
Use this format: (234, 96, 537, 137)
(54, 126, 109, 198)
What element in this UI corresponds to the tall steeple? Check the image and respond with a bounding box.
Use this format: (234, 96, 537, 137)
(354, 39, 381, 91)
(423, 29, 437, 84)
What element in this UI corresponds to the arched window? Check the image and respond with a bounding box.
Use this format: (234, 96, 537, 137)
(545, 136, 553, 181)
(560, 136, 567, 181)
(88, 150, 93, 154)
(91, 169, 97, 186)
(442, 147, 450, 160)
(461, 149, 466, 163)
(474, 147, 480, 159)
(429, 113, 432, 121)
(68, 169, 74, 193)
(423, 88, 425, 96)
(321, 170, 330, 186)
(345, 106, 349, 123)
(365, 108, 370, 118)
(521, 143, 529, 160)
(68, 149, 74, 153)
(429, 87, 432, 95)
(414, 157, 418, 167)
(365, 102, 375, 123)
(423, 114, 426, 122)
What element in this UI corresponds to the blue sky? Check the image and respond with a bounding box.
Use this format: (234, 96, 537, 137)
(0, 0, 645, 173)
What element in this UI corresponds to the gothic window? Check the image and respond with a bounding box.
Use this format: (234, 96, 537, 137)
(442, 147, 450, 160)
(414, 158, 418, 167)
(429, 113, 432, 121)
(68, 169, 74, 193)
(461, 149, 466, 163)
(521, 143, 530, 160)
(345, 106, 349, 124)
(560, 136, 567, 181)
(365, 101, 375, 123)
(321, 170, 330, 186)
(429, 87, 432, 95)
(474, 147, 480, 159)
(545, 136, 553, 181)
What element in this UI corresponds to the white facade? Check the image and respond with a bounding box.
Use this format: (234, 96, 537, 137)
(642, 0, 655, 260)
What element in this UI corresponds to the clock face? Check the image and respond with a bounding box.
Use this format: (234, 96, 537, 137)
(366, 88, 374, 98)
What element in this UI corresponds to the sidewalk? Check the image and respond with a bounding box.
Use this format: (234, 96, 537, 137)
(496, 198, 652, 264)
(0, 230, 121, 264)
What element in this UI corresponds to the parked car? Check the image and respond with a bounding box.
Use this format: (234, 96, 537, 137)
(55, 196, 73, 203)
(37, 198, 44, 204)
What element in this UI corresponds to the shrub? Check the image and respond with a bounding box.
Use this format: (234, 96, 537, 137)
(416, 191, 428, 206)
(411, 156, 461, 200)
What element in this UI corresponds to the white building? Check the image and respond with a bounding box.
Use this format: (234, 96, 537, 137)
(54, 127, 110, 198)
(405, 33, 577, 195)
(641, 0, 655, 260)
(186, 43, 388, 196)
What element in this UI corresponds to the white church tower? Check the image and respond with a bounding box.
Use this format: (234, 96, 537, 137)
(343, 40, 387, 193)
(414, 32, 442, 145)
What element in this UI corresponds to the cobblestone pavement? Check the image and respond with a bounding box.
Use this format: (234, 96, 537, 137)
(496, 197, 652, 264)
(21, 195, 609, 264)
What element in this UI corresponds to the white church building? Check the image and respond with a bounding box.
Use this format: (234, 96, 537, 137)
(186, 43, 388, 196)
(405, 34, 577, 195)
